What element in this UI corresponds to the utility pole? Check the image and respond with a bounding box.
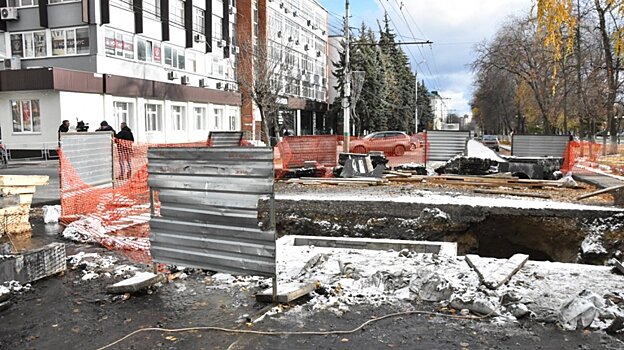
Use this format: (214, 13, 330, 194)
(414, 72, 418, 134)
(342, 0, 351, 153)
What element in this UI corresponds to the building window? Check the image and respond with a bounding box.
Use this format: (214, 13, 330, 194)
(111, 0, 132, 10)
(171, 105, 186, 131)
(229, 115, 236, 131)
(11, 100, 41, 133)
(145, 104, 162, 131)
(114, 102, 134, 129)
(193, 7, 205, 33)
(104, 29, 134, 59)
(144, 0, 160, 18)
(214, 108, 223, 130)
(194, 107, 206, 130)
(213, 15, 223, 41)
(164, 45, 185, 69)
(137, 38, 161, 63)
(169, 0, 184, 26)
(9, 0, 39, 7)
(48, 0, 80, 3)
(52, 27, 89, 56)
(10, 31, 47, 58)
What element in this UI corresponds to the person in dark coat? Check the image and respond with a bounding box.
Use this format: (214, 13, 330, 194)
(58, 120, 70, 133)
(115, 122, 134, 180)
(96, 121, 116, 134)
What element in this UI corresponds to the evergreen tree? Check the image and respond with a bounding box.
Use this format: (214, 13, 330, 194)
(417, 81, 434, 131)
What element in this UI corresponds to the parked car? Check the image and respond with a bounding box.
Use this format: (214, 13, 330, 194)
(349, 131, 412, 156)
(479, 135, 500, 152)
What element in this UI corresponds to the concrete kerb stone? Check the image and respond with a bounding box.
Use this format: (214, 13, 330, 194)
(282, 235, 458, 256)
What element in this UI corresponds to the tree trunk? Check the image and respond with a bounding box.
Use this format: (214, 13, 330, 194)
(595, 0, 618, 153)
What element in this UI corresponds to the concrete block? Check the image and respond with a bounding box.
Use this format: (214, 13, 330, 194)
(0, 243, 66, 284)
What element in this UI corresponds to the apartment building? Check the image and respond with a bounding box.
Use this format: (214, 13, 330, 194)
(237, 0, 328, 140)
(0, 0, 240, 156)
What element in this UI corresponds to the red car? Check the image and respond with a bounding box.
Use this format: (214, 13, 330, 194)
(349, 131, 412, 156)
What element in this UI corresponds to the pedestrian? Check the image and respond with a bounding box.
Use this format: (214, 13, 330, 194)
(96, 121, 116, 134)
(58, 120, 70, 133)
(115, 122, 134, 180)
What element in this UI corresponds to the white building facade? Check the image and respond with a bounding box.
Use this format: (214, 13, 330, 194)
(0, 0, 241, 156)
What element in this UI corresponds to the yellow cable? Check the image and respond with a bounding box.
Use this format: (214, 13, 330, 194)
(96, 309, 493, 350)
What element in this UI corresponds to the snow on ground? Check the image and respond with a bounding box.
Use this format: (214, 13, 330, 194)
(276, 191, 624, 212)
(466, 140, 507, 163)
(265, 239, 624, 329)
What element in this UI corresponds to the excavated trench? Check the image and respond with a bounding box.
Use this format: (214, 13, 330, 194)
(260, 196, 624, 265)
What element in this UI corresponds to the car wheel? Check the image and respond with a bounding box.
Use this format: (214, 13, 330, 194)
(394, 145, 405, 156)
(353, 146, 367, 154)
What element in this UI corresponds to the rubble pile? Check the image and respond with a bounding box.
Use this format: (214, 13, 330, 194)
(435, 156, 497, 176)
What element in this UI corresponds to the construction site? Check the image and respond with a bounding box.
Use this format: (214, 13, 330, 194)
(0, 131, 623, 349)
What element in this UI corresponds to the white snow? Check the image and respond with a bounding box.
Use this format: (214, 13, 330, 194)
(276, 191, 624, 212)
(262, 238, 624, 328)
(466, 140, 507, 163)
(42, 205, 61, 224)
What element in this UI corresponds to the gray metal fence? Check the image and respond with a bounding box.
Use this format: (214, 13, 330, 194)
(148, 147, 276, 277)
(426, 130, 471, 162)
(59, 132, 114, 188)
(208, 131, 244, 147)
(511, 135, 570, 157)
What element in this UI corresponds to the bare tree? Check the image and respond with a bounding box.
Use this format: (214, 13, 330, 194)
(236, 36, 294, 144)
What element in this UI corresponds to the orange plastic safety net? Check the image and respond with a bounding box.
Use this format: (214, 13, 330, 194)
(562, 141, 624, 176)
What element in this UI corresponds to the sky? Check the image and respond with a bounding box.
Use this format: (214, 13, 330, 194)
(318, 0, 533, 117)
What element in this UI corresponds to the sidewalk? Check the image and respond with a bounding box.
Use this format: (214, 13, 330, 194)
(573, 165, 624, 189)
(0, 160, 60, 206)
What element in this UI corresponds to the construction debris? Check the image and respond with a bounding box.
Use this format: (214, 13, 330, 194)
(106, 272, 166, 294)
(0, 243, 66, 285)
(435, 156, 497, 176)
(0, 175, 49, 237)
(255, 281, 319, 303)
(465, 254, 529, 289)
(558, 290, 605, 330)
(577, 184, 624, 201)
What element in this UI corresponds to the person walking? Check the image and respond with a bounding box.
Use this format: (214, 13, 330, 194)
(115, 122, 134, 180)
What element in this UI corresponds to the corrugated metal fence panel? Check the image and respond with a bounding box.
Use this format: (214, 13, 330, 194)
(426, 131, 470, 162)
(60, 132, 113, 187)
(208, 131, 243, 147)
(511, 135, 569, 157)
(148, 147, 276, 277)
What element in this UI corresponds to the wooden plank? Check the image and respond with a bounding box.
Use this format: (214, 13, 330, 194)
(0, 186, 37, 195)
(0, 175, 49, 186)
(106, 273, 167, 294)
(465, 254, 529, 290)
(473, 189, 552, 199)
(255, 281, 319, 303)
(577, 185, 624, 200)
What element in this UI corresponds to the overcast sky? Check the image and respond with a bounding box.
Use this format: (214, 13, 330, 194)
(318, 0, 532, 116)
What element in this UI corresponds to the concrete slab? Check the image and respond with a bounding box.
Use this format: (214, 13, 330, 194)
(0, 243, 66, 284)
(106, 272, 166, 294)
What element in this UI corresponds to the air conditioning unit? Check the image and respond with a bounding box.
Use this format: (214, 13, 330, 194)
(231, 46, 239, 54)
(167, 71, 178, 80)
(194, 33, 206, 43)
(311, 25, 317, 30)
(277, 31, 282, 38)
(199, 78, 207, 88)
(307, 19, 312, 26)
(288, 36, 293, 42)
(316, 50, 321, 57)
(284, 8, 289, 14)
(224, 83, 230, 91)
(279, 2, 284, 8)
(217, 39, 227, 48)
(304, 44, 309, 51)
(292, 10, 297, 17)
(295, 39, 299, 46)
(229, 6, 236, 15)
(0, 7, 18, 20)
(3, 56, 20, 70)
(216, 82, 223, 89)
(180, 75, 190, 85)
